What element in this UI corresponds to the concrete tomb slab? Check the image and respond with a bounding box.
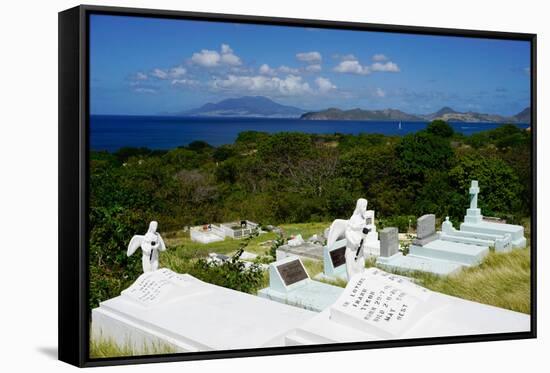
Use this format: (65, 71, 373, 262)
(285, 268, 530, 345)
(460, 180, 527, 249)
(258, 256, 343, 312)
(92, 268, 315, 353)
(276, 242, 324, 262)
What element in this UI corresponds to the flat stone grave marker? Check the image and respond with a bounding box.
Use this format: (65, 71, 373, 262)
(258, 256, 343, 312)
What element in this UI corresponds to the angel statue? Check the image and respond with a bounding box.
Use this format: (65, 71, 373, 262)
(326, 198, 370, 280)
(127, 221, 167, 273)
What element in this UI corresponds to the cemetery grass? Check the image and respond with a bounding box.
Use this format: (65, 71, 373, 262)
(404, 248, 531, 314)
(163, 221, 330, 257)
(90, 334, 176, 358)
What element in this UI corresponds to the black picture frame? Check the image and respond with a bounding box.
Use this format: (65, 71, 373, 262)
(58, 4, 537, 368)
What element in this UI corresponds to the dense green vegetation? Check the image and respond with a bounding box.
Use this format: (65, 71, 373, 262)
(89, 121, 531, 309)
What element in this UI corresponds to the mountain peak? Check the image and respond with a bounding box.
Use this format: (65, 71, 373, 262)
(182, 96, 305, 118)
(434, 106, 457, 116)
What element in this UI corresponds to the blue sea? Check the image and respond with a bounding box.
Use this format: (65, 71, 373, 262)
(90, 115, 529, 152)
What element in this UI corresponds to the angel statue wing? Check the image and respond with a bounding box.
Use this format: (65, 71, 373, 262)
(156, 233, 167, 252)
(327, 219, 348, 248)
(127, 235, 144, 257)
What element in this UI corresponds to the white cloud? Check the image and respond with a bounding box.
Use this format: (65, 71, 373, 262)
(259, 64, 301, 75)
(134, 87, 157, 94)
(278, 65, 300, 74)
(305, 64, 322, 73)
(135, 72, 148, 80)
(371, 61, 400, 72)
(315, 77, 336, 93)
(332, 54, 357, 61)
(221, 44, 233, 54)
(209, 74, 312, 96)
(191, 44, 241, 67)
(191, 49, 221, 67)
(296, 51, 322, 63)
(334, 58, 400, 75)
(334, 60, 370, 75)
(169, 66, 187, 78)
(375, 87, 386, 97)
(259, 64, 277, 76)
(151, 68, 169, 79)
(372, 54, 388, 62)
(149, 66, 187, 80)
(171, 78, 198, 87)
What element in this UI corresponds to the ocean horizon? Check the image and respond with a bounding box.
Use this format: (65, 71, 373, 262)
(90, 115, 530, 152)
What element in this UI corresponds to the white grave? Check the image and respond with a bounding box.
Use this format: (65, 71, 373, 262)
(190, 224, 225, 244)
(378, 212, 496, 276)
(363, 210, 381, 256)
(315, 239, 348, 282)
(285, 268, 530, 345)
(91, 268, 315, 353)
(460, 180, 527, 249)
(257, 256, 343, 312)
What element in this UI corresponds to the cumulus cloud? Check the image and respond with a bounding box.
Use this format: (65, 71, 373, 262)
(315, 77, 336, 93)
(372, 54, 388, 62)
(305, 64, 322, 73)
(278, 65, 300, 74)
(259, 64, 277, 76)
(209, 74, 312, 96)
(151, 68, 169, 79)
(334, 60, 371, 75)
(171, 78, 198, 87)
(135, 72, 148, 80)
(220, 44, 242, 66)
(334, 57, 400, 75)
(296, 51, 322, 63)
(148, 65, 187, 80)
(337, 54, 357, 61)
(259, 64, 301, 76)
(371, 61, 400, 72)
(169, 66, 187, 78)
(191, 44, 242, 67)
(191, 49, 221, 67)
(134, 87, 157, 94)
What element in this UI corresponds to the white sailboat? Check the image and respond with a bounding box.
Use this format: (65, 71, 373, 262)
(398, 121, 402, 130)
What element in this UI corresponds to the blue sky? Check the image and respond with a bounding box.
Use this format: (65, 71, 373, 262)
(90, 14, 531, 116)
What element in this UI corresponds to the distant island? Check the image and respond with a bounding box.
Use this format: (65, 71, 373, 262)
(301, 106, 530, 124)
(178, 96, 305, 118)
(177, 95, 530, 124)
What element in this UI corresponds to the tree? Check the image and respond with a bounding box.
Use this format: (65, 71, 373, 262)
(395, 132, 454, 180)
(449, 153, 523, 216)
(257, 132, 314, 177)
(426, 120, 454, 138)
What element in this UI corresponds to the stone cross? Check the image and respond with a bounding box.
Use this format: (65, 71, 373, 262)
(469, 180, 480, 210)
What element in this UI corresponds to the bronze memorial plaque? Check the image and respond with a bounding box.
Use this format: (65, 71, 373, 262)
(277, 259, 308, 286)
(330, 246, 346, 268)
